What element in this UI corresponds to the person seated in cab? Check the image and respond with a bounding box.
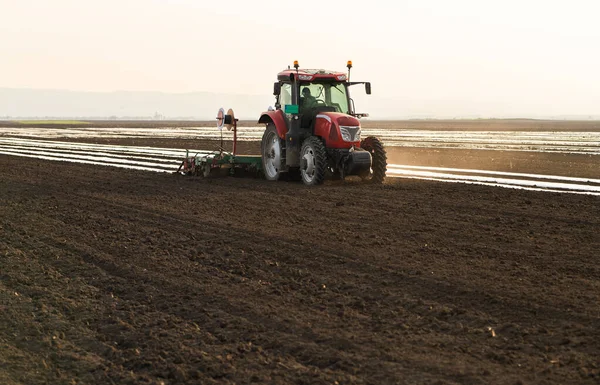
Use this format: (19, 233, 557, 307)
(300, 87, 318, 110)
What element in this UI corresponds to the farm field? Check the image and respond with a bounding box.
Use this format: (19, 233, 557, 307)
(1, 120, 599, 384)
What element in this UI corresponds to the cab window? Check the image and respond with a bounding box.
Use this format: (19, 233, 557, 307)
(279, 83, 292, 108)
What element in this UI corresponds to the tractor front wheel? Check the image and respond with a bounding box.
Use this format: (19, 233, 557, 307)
(360, 136, 387, 184)
(300, 136, 327, 186)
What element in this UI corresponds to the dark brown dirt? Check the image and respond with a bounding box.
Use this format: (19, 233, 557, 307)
(1, 134, 600, 385)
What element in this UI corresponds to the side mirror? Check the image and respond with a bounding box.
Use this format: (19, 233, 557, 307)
(273, 82, 281, 96)
(365, 82, 371, 95)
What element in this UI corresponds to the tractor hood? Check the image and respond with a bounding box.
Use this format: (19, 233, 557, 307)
(314, 112, 362, 148)
(314, 112, 361, 128)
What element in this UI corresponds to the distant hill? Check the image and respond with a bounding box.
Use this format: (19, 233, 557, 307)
(1, 88, 599, 121)
(0, 88, 274, 120)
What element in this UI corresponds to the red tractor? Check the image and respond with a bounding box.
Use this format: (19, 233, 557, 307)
(258, 61, 387, 185)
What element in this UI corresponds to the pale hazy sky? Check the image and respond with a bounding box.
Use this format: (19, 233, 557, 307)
(1, 0, 599, 117)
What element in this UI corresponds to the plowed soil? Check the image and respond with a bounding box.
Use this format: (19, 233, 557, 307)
(1, 135, 600, 384)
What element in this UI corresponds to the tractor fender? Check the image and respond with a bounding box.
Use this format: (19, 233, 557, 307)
(258, 110, 287, 139)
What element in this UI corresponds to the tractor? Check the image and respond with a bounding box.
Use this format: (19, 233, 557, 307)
(258, 60, 387, 185)
(178, 61, 386, 185)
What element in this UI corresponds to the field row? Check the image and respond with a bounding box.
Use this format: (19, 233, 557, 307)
(2, 138, 599, 195)
(2, 126, 600, 154)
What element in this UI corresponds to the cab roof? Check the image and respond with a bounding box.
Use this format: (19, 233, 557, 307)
(277, 68, 348, 82)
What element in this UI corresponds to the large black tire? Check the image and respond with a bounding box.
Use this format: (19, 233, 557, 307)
(300, 136, 327, 186)
(261, 123, 283, 181)
(360, 136, 387, 184)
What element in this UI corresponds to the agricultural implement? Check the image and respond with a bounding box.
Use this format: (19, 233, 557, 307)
(179, 61, 387, 185)
(177, 108, 263, 177)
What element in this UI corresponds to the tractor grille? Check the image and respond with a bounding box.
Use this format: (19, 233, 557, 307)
(339, 126, 361, 142)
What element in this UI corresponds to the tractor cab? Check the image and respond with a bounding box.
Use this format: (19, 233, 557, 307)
(274, 67, 371, 132)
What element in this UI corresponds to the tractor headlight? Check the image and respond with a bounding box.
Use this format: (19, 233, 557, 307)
(340, 126, 351, 141)
(339, 126, 361, 142)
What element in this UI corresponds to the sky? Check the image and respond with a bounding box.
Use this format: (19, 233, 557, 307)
(1, 0, 600, 118)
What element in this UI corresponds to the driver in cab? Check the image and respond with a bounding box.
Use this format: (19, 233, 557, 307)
(300, 87, 318, 110)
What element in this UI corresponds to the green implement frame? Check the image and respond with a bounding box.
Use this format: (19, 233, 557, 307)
(209, 152, 263, 176)
(178, 150, 263, 178)
(177, 110, 263, 178)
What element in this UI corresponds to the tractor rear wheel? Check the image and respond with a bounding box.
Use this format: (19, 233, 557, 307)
(360, 136, 387, 184)
(300, 136, 327, 186)
(261, 123, 283, 181)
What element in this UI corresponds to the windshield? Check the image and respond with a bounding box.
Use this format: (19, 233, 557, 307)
(299, 82, 349, 114)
